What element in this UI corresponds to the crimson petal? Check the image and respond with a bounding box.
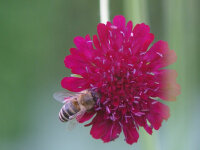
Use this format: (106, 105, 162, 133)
(77, 111, 96, 123)
(156, 69, 181, 101)
(113, 15, 126, 30)
(144, 40, 177, 69)
(122, 121, 139, 145)
(148, 101, 170, 130)
(90, 113, 108, 139)
(61, 77, 89, 92)
(101, 122, 122, 143)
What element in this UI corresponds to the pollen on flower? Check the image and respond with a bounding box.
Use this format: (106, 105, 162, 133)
(61, 15, 180, 145)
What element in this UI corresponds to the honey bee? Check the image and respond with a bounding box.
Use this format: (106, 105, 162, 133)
(53, 90, 100, 122)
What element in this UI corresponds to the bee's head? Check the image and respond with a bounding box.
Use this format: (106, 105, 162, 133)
(90, 90, 101, 102)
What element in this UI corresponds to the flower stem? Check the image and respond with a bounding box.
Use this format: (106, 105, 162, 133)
(100, 0, 110, 23)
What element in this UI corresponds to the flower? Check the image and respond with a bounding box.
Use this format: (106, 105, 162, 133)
(61, 15, 180, 144)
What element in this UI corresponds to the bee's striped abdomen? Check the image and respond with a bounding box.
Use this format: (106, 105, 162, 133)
(59, 101, 80, 122)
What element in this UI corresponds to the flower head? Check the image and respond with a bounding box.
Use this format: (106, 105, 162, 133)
(61, 15, 180, 144)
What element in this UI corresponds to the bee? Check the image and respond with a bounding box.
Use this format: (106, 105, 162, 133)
(53, 89, 100, 122)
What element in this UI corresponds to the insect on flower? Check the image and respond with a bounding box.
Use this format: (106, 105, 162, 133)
(54, 15, 180, 145)
(53, 90, 100, 122)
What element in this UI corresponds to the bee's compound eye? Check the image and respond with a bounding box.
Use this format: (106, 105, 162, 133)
(91, 91, 100, 102)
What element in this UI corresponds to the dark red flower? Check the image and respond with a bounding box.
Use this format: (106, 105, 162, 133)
(61, 15, 180, 144)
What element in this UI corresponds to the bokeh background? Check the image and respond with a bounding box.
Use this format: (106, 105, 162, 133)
(1, 0, 200, 150)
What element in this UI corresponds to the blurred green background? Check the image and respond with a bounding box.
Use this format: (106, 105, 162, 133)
(1, 0, 199, 150)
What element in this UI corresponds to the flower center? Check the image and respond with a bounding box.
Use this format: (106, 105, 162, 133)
(93, 53, 150, 122)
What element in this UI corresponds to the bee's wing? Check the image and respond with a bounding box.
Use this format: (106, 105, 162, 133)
(53, 91, 77, 103)
(66, 109, 87, 131)
(67, 119, 78, 131)
(66, 112, 86, 131)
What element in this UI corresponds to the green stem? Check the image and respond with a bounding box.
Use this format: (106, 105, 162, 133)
(100, 0, 110, 23)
